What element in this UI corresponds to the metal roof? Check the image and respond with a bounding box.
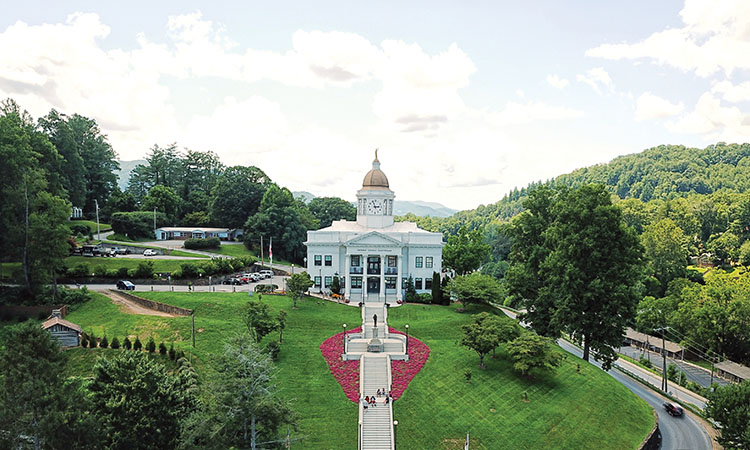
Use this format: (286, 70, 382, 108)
(716, 360, 750, 380)
(41, 317, 82, 333)
(624, 327, 683, 353)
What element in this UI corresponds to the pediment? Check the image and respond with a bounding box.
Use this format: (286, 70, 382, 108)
(345, 231, 402, 247)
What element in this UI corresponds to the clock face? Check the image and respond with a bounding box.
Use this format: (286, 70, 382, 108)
(366, 199, 383, 215)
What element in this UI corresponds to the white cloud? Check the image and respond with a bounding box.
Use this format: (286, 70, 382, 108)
(491, 101, 584, 125)
(586, 0, 750, 77)
(666, 92, 749, 137)
(634, 92, 684, 121)
(576, 67, 613, 95)
(711, 80, 750, 103)
(546, 74, 569, 89)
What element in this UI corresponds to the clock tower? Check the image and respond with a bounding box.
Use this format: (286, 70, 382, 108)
(356, 150, 395, 228)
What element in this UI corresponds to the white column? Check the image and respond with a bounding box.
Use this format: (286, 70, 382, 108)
(345, 254, 351, 300)
(396, 253, 403, 301)
(379, 254, 385, 301)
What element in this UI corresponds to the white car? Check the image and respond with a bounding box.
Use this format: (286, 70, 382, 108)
(143, 249, 157, 256)
(260, 270, 273, 279)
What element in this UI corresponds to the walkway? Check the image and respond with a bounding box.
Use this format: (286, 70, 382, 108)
(345, 295, 407, 450)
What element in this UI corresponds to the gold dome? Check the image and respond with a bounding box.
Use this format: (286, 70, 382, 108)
(362, 149, 390, 189)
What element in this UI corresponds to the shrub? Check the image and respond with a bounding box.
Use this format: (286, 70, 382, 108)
(405, 276, 419, 302)
(111, 336, 120, 349)
(117, 267, 130, 278)
(184, 237, 221, 249)
(68, 263, 91, 278)
(94, 265, 108, 277)
(418, 293, 433, 303)
(639, 356, 653, 368)
(106, 269, 120, 278)
(100, 335, 109, 349)
(134, 261, 154, 279)
(254, 284, 278, 294)
(146, 337, 156, 353)
(168, 343, 176, 360)
(133, 337, 142, 351)
(88, 332, 97, 348)
(180, 263, 200, 279)
(159, 342, 167, 355)
(266, 341, 281, 361)
(464, 368, 472, 383)
(69, 223, 91, 236)
(80, 332, 88, 348)
(667, 362, 679, 381)
(123, 337, 132, 350)
(58, 286, 93, 306)
(127, 269, 137, 278)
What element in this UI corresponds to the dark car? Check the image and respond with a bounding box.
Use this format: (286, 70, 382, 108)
(116, 280, 136, 290)
(663, 402, 683, 417)
(222, 277, 243, 285)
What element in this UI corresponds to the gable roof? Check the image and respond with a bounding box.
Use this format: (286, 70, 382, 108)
(716, 360, 750, 380)
(41, 317, 82, 333)
(345, 230, 403, 247)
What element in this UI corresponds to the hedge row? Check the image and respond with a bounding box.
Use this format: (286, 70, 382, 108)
(64, 256, 256, 280)
(80, 333, 185, 360)
(184, 238, 221, 249)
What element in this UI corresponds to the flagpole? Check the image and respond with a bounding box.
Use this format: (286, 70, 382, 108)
(270, 237, 273, 267)
(261, 235, 264, 269)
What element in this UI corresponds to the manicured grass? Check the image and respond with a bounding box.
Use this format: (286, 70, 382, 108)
(101, 241, 210, 258)
(70, 220, 112, 233)
(64, 256, 201, 273)
(63, 292, 654, 449)
(387, 304, 655, 450)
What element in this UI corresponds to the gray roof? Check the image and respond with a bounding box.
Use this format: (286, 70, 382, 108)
(41, 317, 82, 333)
(155, 227, 231, 232)
(716, 360, 750, 380)
(625, 328, 683, 353)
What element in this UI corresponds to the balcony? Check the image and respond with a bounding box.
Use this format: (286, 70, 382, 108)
(367, 269, 381, 275)
(384, 268, 398, 275)
(349, 267, 363, 274)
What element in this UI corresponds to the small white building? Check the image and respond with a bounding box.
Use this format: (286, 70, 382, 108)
(304, 151, 444, 302)
(42, 312, 82, 347)
(154, 227, 234, 241)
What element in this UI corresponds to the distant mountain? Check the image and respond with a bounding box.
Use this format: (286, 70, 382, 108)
(292, 191, 457, 218)
(116, 159, 145, 190)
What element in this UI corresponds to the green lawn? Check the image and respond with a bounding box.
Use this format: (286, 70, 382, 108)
(100, 241, 209, 258)
(70, 220, 112, 233)
(62, 292, 654, 449)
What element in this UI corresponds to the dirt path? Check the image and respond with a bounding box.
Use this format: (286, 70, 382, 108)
(99, 290, 180, 317)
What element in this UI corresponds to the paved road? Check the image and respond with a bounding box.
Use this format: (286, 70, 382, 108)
(499, 308, 714, 450)
(73, 274, 290, 293)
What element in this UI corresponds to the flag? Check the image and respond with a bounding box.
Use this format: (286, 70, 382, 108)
(269, 237, 273, 266)
(465, 432, 469, 450)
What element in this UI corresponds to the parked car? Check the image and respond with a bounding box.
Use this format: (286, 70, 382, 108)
(222, 277, 243, 285)
(143, 249, 157, 256)
(663, 402, 683, 417)
(260, 270, 273, 279)
(251, 272, 263, 281)
(116, 280, 136, 290)
(113, 247, 130, 255)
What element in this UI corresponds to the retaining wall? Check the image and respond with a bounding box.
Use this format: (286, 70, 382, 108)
(111, 290, 193, 316)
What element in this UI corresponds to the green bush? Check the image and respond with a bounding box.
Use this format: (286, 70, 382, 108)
(123, 337, 132, 350)
(184, 237, 221, 249)
(106, 269, 119, 278)
(667, 362, 679, 381)
(254, 284, 278, 293)
(146, 337, 156, 353)
(159, 342, 167, 355)
(88, 332, 97, 348)
(127, 269, 137, 278)
(94, 265, 108, 277)
(69, 223, 91, 236)
(411, 293, 432, 304)
(68, 263, 91, 278)
(80, 332, 88, 348)
(117, 267, 130, 278)
(58, 286, 92, 306)
(134, 261, 154, 279)
(111, 336, 120, 349)
(180, 263, 199, 279)
(168, 343, 176, 360)
(111, 211, 166, 239)
(639, 356, 653, 368)
(100, 335, 109, 349)
(133, 337, 142, 351)
(266, 340, 281, 360)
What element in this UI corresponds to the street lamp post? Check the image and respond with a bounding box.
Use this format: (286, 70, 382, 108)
(209, 275, 212, 292)
(393, 420, 398, 450)
(319, 268, 323, 294)
(343, 323, 347, 358)
(405, 324, 409, 356)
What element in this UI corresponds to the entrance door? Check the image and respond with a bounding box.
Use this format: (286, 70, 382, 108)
(367, 277, 380, 293)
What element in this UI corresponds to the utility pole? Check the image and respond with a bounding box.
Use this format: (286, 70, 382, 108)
(95, 199, 100, 240)
(661, 329, 667, 392)
(153, 207, 157, 231)
(191, 312, 196, 348)
(261, 235, 265, 269)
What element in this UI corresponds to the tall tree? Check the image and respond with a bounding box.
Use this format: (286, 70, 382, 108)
(141, 184, 182, 222)
(508, 185, 643, 369)
(181, 336, 297, 449)
(706, 381, 750, 450)
(449, 272, 505, 311)
(286, 272, 313, 309)
(506, 333, 564, 377)
(243, 300, 279, 343)
(442, 226, 490, 275)
(210, 165, 272, 228)
(89, 352, 197, 450)
(307, 197, 356, 229)
(641, 218, 688, 296)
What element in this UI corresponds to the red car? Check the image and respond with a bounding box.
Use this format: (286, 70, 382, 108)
(663, 402, 683, 417)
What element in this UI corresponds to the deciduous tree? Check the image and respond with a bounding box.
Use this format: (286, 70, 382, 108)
(506, 333, 564, 377)
(449, 272, 505, 311)
(706, 380, 750, 450)
(307, 196, 356, 229)
(442, 226, 490, 275)
(243, 300, 279, 343)
(286, 272, 313, 308)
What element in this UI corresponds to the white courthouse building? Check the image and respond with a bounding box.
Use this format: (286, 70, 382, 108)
(304, 152, 444, 302)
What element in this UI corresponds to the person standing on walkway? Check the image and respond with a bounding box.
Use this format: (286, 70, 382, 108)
(373, 314, 378, 327)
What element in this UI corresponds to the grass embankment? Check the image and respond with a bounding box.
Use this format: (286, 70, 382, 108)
(64, 294, 654, 450)
(70, 220, 112, 233)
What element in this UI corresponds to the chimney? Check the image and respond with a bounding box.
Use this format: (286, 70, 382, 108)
(51, 309, 62, 319)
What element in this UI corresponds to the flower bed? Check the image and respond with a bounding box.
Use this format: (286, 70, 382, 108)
(320, 326, 362, 403)
(389, 326, 430, 400)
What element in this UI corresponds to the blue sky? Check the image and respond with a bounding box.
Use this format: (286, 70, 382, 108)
(1, 1, 748, 210)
